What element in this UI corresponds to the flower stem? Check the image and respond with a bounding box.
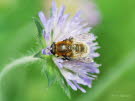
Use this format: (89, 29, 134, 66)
(0, 56, 39, 100)
(0, 56, 39, 82)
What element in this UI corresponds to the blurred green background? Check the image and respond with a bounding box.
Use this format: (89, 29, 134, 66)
(0, 0, 135, 101)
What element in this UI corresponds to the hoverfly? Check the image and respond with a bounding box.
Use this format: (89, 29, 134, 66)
(50, 37, 90, 61)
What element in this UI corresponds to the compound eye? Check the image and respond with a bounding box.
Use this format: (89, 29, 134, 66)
(50, 42, 56, 55)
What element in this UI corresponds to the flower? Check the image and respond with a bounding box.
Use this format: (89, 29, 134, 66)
(38, 1, 100, 93)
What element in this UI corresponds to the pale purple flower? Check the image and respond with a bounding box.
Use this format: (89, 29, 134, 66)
(38, 1, 100, 93)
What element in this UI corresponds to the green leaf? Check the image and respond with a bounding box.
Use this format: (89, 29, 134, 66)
(33, 17, 43, 37)
(34, 51, 42, 58)
(51, 59, 71, 98)
(33, 17, 46, 48)
(58, 75, 71, 98)
(41, 56, 71, 97)
(43, 65, 57, 87)
(41, 56, 57, 87)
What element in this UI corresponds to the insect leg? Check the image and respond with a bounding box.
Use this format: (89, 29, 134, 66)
(62, 55, 72, 61)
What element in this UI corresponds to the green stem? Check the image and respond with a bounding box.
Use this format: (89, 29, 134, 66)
(0, 56, 39, 100)
(0, 56, 39, 82)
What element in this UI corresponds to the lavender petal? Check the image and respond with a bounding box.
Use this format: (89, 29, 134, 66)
(38, 11, 47, 27)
